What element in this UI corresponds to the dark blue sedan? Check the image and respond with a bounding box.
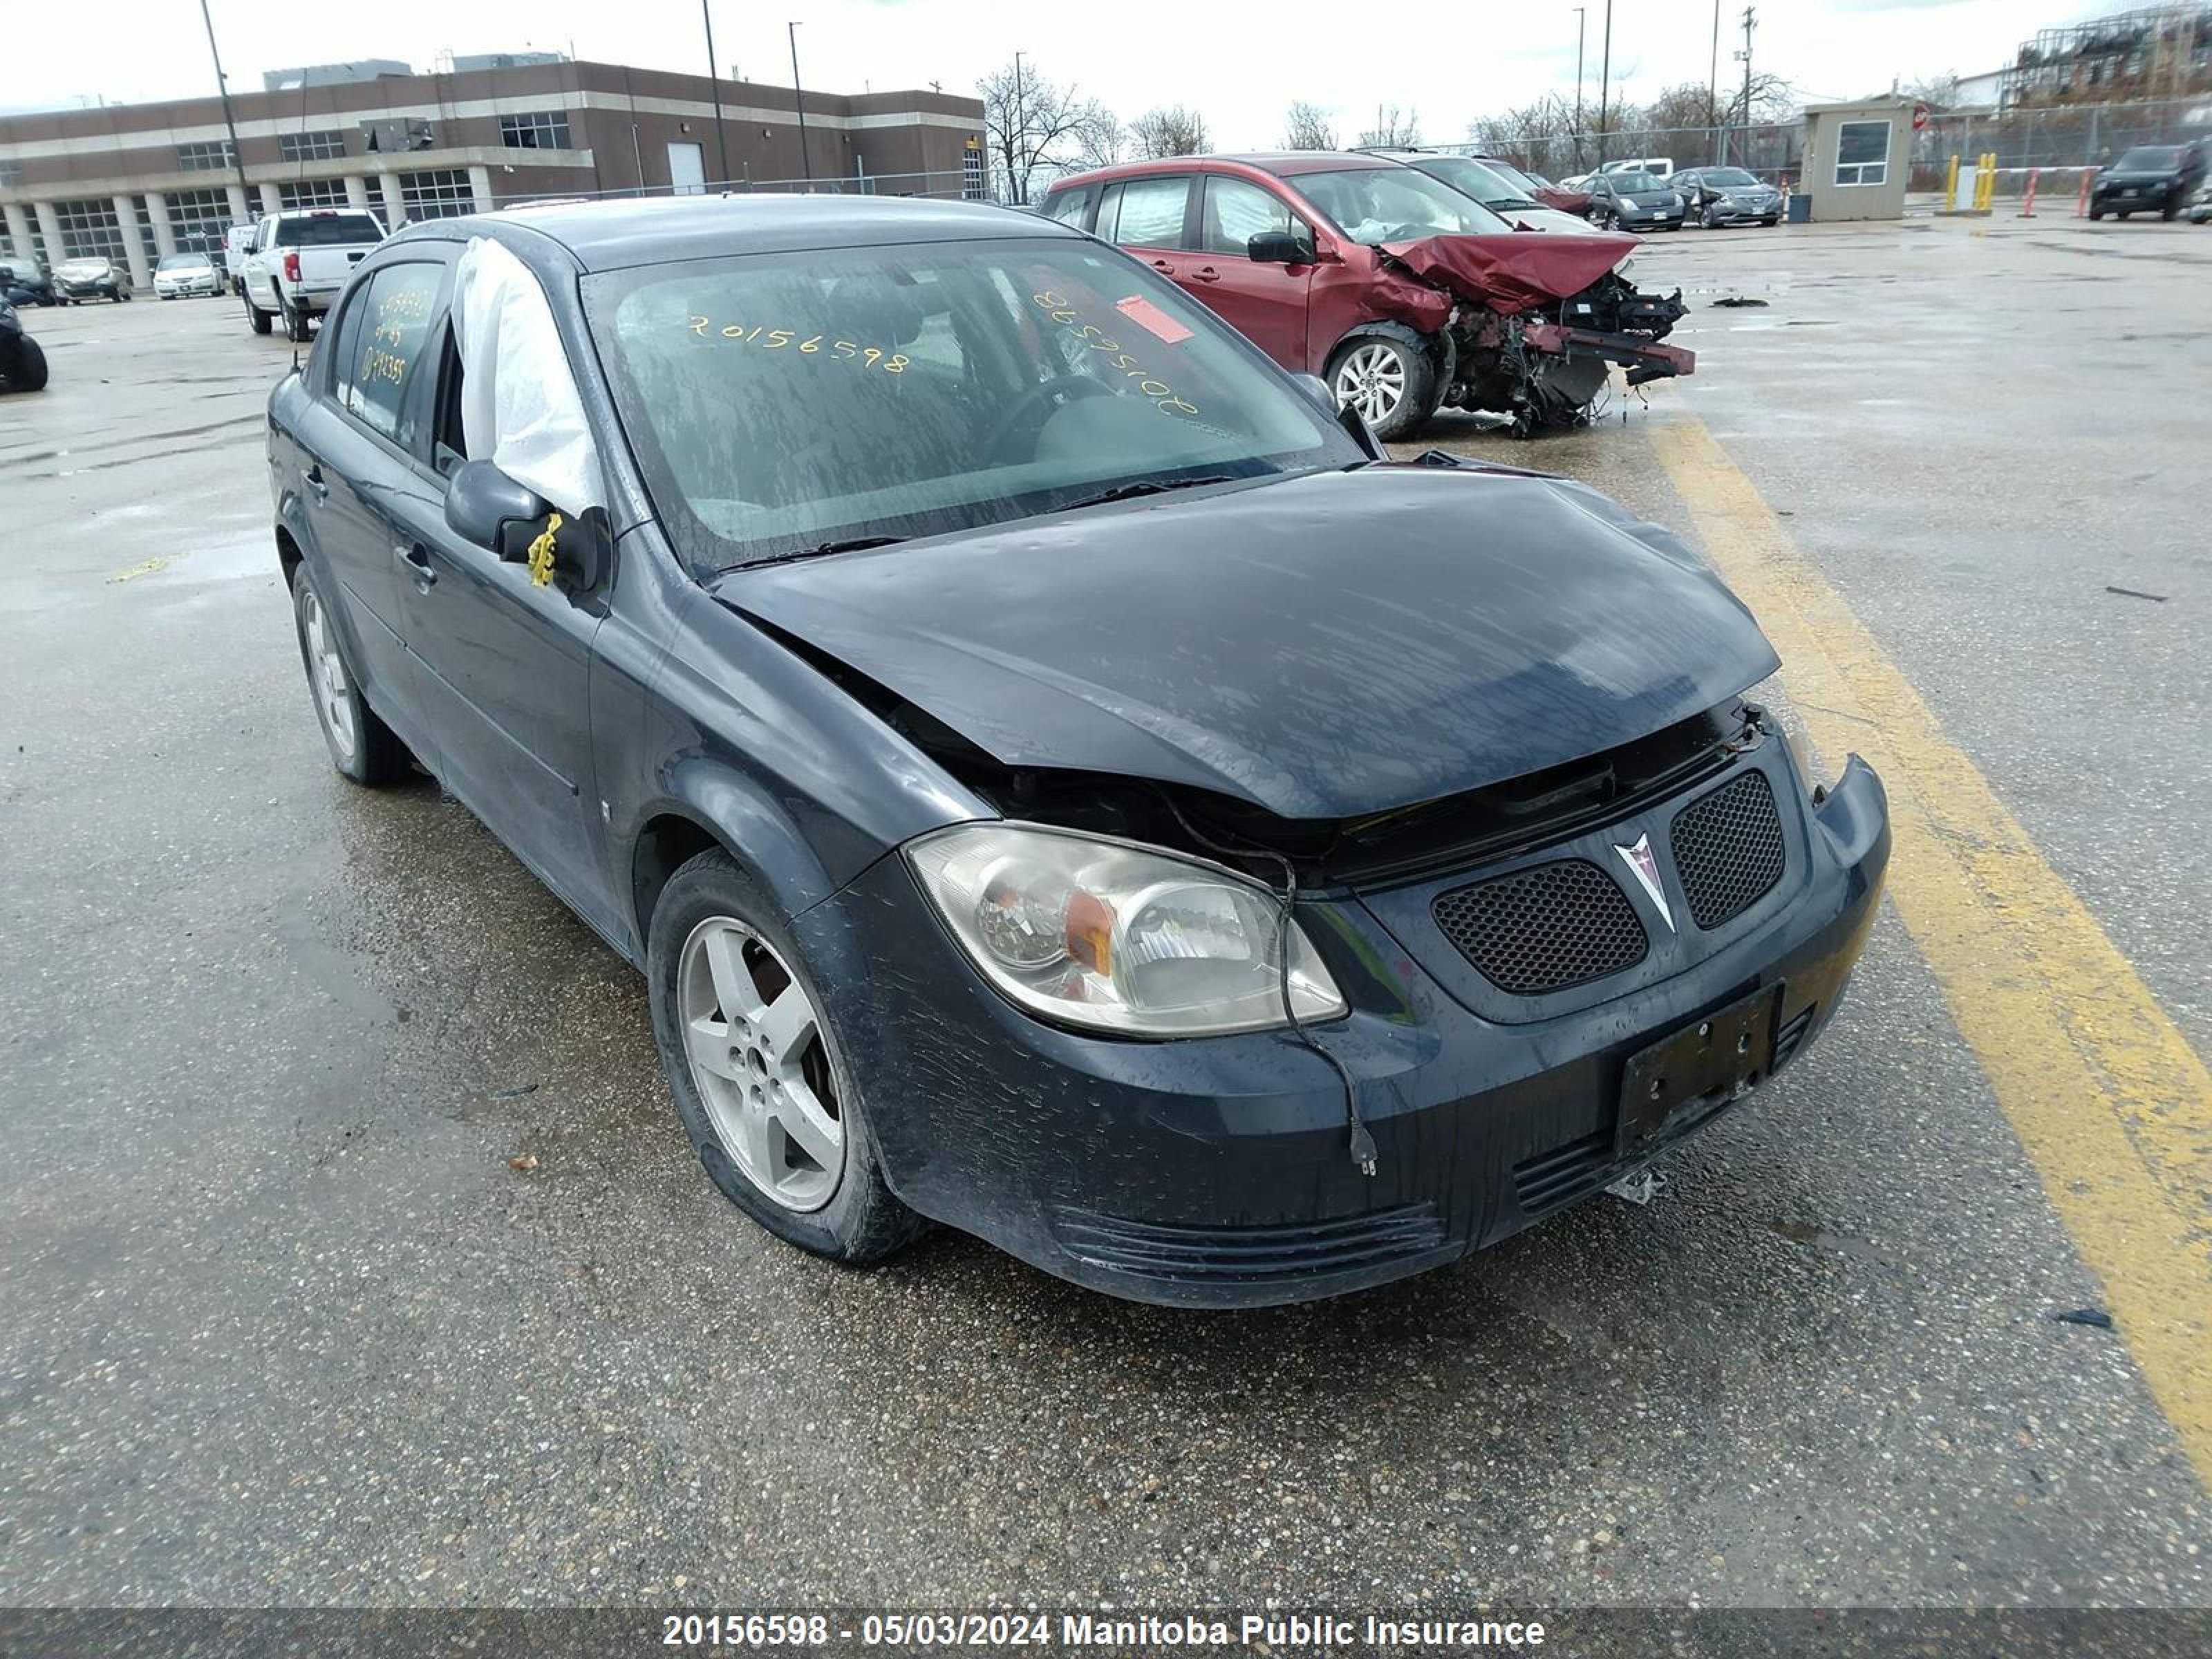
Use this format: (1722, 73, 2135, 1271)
(268, 195, 1887, 1306)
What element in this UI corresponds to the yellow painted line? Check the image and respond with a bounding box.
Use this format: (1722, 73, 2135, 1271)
(1651, 411, 2212, 1488)
(106, 556, 170, 583)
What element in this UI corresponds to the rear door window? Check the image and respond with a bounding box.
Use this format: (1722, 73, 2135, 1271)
(337, 263, 444, 445)
(1100, 176, 1192, 248)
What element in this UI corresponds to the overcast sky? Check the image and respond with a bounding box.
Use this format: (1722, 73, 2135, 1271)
(6, 1, 2107, 145)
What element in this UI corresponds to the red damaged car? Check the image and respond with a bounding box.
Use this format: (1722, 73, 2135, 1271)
(1041, 153, 1689, 440)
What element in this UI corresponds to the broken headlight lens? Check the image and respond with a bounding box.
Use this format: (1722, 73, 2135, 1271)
(905, 823, 1347, 1037)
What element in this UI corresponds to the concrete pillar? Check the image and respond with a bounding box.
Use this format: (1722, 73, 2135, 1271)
(34, 200, 66, 266)
(3, 203, 34, 265)
(144, 191, 178, 259)
(112, 193, 152, 289)
(258, 182, 283, 218)
(467, 165, 494, 212)
(377, 172, 406, 229)
(225, 183, 252, 225)
(343, 176, 371, 211)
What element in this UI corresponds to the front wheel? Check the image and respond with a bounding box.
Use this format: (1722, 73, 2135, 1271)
(648, 850, 924, 1265)
(245, 292, 271, 334)
(2090, 206, 2106, 220)
(1327, 332, 1438, 443)
(2162, 200, 2179, 221)
(0, 337, 48, 393)
(291, 567, 412, 785)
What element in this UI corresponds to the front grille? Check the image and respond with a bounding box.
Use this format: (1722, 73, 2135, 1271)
(1433, 860, 1648, 995)
(1669, 771, 1787, 929)
(1053, 1204, 1446, 1284)
(1512, 1129, 1615, 1216)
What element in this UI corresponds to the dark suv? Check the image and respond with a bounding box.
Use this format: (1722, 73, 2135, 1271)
(0, 258, 59, 306)
(2090, 144, 2207, 221)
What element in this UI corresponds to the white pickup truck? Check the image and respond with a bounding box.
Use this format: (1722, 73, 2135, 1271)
(239, 207, 386, 341)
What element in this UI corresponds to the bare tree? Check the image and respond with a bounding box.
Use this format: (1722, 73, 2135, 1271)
(1642, 82, 1725, 134)
(1282, 101, 1338, 151)
(1127, 104, 1211, 159)
(1072, 106, 1127, 170)
(978, 58, 1119, 203)
(1899, 73, 1960, 111)
(1355, 105, 1421, 147)
(1468, 93, 1582, 178)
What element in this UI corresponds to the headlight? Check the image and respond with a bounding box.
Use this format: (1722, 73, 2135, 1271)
(905, 823, 1347, 1037)
(1669, 194, 1685, 208)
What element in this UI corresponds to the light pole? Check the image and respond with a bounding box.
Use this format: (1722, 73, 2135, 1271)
(1739, 6, 1757, 176)
(1011, 50, 1027, 205)
(1597, 0, 1615, 167)
(196, 0, 252, 212)
(789, 22, 813, 183)
(1573, 8, 1586, 171)
(700, 1, 730, 188)
(1709, 0, 1724, 164)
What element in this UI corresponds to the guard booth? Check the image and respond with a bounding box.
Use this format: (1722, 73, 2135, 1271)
(1798, 98, 1913, 221)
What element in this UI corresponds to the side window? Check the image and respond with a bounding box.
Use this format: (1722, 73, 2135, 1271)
(1200, 176, 1304, 256)
(1102, 176, 1191, 248)
(340, 263, 444, 446)
(324, 283, 369, 412)
(1044, 186, 1091, 228)
(430, 328, 469, 477)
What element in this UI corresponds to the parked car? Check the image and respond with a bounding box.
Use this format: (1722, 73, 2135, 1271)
(1601, 156, 1676, 178)
(1586, 171, 1688, 232)
(154, 250, 223, 298)
(55, 256, 129, 302)
(0, 296, 48, 391)
(1042, 153, 1690, 439)
(224, 223, 259, 294)
(0, 256, 59, 306)
(1672, 167, 1783, 227)
(1361, 149, 1597, 233)
(2089, 144, 2206, 220)
(268, 194, 1887, 1306)
(2190, 178, 2212, 224)
(240, 207, 385, 340)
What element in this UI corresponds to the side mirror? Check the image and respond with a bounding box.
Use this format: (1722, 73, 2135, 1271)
(446, 459, 550, 561)
(1247, 229, 1316, 265)
(1293, 373, 1335, 412)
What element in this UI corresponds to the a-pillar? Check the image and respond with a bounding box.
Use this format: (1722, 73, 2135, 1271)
(111, 192, 151, 289)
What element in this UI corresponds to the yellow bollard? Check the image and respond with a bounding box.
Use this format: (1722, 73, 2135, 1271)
(1944, 154, 1960, 213)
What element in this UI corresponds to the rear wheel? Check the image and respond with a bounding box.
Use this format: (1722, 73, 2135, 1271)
(1327, 332, 1438, 443)
(283, 300, 311, 342)
(648, 850, 924, 1265)
(0, 336, 48, 393)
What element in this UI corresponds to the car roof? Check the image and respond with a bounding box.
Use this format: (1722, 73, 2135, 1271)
(1051, 151, 1411, 191)
(386, 192, 1080, 274)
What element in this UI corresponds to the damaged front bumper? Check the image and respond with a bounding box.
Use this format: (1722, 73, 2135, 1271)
(794, 747, 1888, 1307)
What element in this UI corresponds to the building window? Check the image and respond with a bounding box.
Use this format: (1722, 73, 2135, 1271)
(279, 178, 351, 211)
(177, 140, 236, 173)
(498, 111, 570, 150)
(165, 188, 234, 256)
(400, 169, 475, 221)
(1833, 120, 1891, 187)
(280, 129, 348, 162)
(53, 198, 129, 262)
(962, 142, 984, 201)
(0, 160, 20, 188)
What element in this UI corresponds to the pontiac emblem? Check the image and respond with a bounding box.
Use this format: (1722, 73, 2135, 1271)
(1615, 834, 1676, 932)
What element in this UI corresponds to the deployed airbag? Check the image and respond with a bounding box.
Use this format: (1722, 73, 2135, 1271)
(1380, 231, 1638, 314)
(451, 236, 606, 517)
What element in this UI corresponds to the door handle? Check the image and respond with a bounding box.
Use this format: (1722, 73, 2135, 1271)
(1191, 266, 1221, 283)
(395, 543, 436, 590)
(1150, 259, 1176, 274)
(302, 463, 328, 500)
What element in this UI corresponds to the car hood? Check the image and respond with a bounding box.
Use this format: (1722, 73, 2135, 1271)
(2103, 169, 2179, 183)
(1378, 231, 1639, 314)
(711, 465, 1778, 821)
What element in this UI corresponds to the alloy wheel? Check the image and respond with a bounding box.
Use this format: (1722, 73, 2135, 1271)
(299, 585, 357, 762)
(1333, 342, 1407, 425)
(677, 917, 845, 1212)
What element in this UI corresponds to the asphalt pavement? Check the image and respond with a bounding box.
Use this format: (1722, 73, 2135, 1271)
(1, 221, 2207, 1612)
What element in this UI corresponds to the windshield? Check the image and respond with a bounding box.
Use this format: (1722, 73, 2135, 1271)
(1481, 160, 1546, 196)
(1416, 156, 1536, 205)
(158, 253, 212, 270)
(1705, 169, 1760, 187)
(586, 238, 1358, 570)
(274, 214, 383, 247)
(1610, 173, 1665, 193)
(2115, 147, 2181, 171)
(1292, 167, 1511, 243)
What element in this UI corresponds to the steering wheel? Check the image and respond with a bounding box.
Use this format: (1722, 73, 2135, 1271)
(983, 375, 1112, 460)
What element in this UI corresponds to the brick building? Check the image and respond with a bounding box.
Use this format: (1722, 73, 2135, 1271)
(0, 55, 986, 288)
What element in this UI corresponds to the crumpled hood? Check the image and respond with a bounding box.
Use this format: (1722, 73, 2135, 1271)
(714, 465, 1778, 821)
(1379, 231, 1640, 315)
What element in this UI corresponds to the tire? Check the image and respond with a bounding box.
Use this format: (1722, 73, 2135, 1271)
(648, 849, 924, 1266)
(0, 337, 48, 393)
(290, 565, 412, 785)
(1761, 216, 1779, 227)
(283, 300, 311, 342)
(246, 291, 272, 335)
(1700, 204, 1720, 229)
(2118, 211, 2131, 221)
(2090, 207, 2105, 220)
(2161, 201, 2178, 221)
(1327, 330, 1439, 443)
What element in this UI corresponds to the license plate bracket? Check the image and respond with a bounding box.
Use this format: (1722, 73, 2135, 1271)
(1618, 986, 1780, 1158)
